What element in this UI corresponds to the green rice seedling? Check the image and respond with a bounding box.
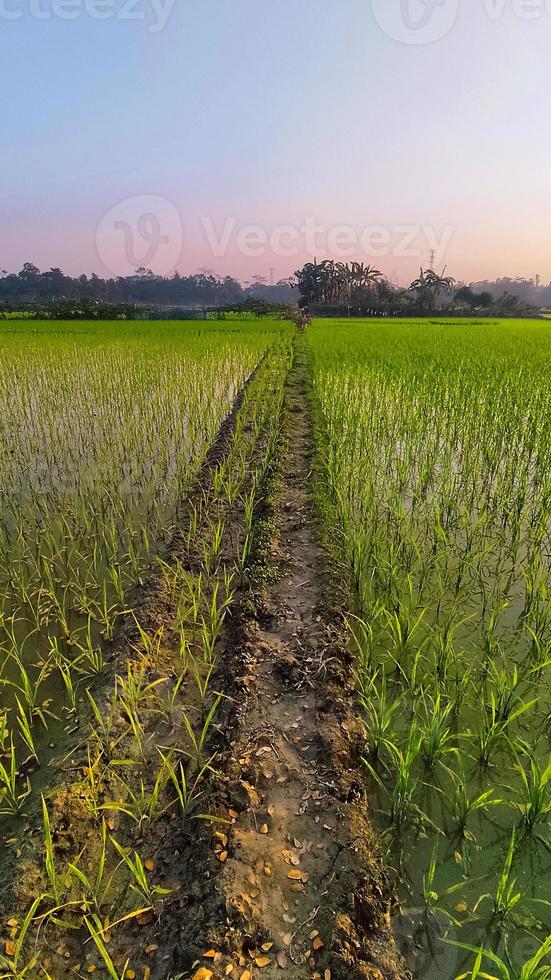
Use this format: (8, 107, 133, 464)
(471, 696, 535, 768)
(490, 830, 522, 923)
(120, 700, 147, 762)
(0, 711, 8, 754)
(235, 529, 252, 582)
(448, 665, 474, 720)
(182, 694, 222, 768)
(451, 772, 501, 839)
(510, 758, 551, 834)
(177, 626, 191, 667)
(161, 751, 218, 823)
(209, 518, 225, 562)
(356, 671, 401, 763)
(0, 655, 56, 727)
(199, 580, 234, 663)
(449, 934, 551, 980)
(40, 556, 72, 638)
(67, 818, 109, 913)
(108, 562, 126, 606)
(72, 614, 105, 676)
(110, 837, 173, 906)
(87, 691, 127, 763)
(191, 660, 216, 720)
(15, 699, 38, 761)
(419, 690, 458, 771)
(349, 611, 379, 679)
(174, 572, 203, 634)
(42, 795, 62, 905)
(80, 748, 106, 818)
(430, 614, 465, 687)
(384, 599, 427, 662)
(486, 662, 523, 724)
(421, 846, 470, 926)
(101, 759, 171, 827)
(93, 582, 127, 641)
(56, 661, 80, 715)
(370, 726, 429, 829)
(156, 557, 183, 605)
(0, 741, 31, 815)
(117, 661, 166, 711)
(161, 663, 189, 717)
(0, 896, 44, 979)
(84, 916, 129, 980)
(525, 626, 551, 669)
(131, 619, 165, 663)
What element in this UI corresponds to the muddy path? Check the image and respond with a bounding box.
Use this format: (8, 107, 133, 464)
(183, 339, 409, 980)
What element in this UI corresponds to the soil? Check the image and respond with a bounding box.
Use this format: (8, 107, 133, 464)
(172, 340, 410, 980)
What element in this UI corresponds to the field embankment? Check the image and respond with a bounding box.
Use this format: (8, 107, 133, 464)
(173, 337, 407, 980)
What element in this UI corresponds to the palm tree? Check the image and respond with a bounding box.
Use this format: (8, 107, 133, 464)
(409, 267, 455, 312)
(338, 262, 382, 302)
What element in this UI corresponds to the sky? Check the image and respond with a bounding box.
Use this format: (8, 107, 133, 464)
(2, 0, 551, 285)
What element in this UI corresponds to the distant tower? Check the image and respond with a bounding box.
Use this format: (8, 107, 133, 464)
(429, 249, 436, 270)
(536, 274, 541, 288)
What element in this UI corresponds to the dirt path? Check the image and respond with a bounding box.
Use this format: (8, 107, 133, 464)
(191, 340, 409, 980)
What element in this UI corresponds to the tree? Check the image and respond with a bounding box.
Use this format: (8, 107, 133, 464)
(477, 291, 494, 309)
(409, 267, 456, 311)
(294, 260, 382, 307)
(455, 286, 494, 311)
(337, 262, 382, 302)
(455, 285, 477, 308)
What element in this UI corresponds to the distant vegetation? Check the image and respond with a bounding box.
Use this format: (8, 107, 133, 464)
(0, 263, 295, 319)
(293, 260, 541, 317)
(0, 261, 544, 319)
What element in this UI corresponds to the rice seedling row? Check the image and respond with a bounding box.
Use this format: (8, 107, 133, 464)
(0, 319, 291, 977)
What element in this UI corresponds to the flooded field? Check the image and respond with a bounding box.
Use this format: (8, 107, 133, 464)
(309, 318, 551, 979)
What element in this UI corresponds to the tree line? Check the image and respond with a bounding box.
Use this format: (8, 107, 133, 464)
(293, 260, 538, 315)
(0, 260, 540, 319)
(0, 263, 295, 313)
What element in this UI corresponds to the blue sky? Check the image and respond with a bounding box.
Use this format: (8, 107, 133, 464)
(2, 0, 551, 283)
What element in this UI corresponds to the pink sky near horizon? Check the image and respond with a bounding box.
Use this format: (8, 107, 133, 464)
(2, 1, 551, 287)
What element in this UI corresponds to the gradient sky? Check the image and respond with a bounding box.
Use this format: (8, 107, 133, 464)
(2, 0, 551, 285)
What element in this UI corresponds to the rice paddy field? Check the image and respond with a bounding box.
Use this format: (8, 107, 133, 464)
(0, 318, 292, 978)
(309, 319, 551, 979)
(0, 316, 549, 980)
